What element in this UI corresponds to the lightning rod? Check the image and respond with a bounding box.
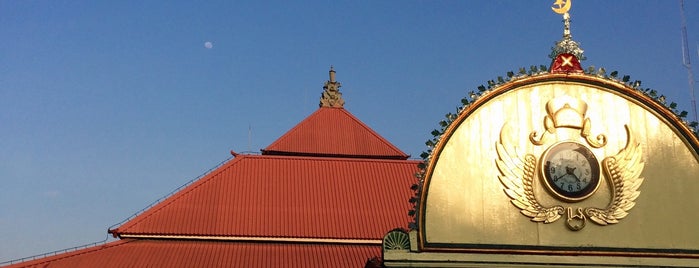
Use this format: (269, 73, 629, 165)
(680, 0, 698, 122)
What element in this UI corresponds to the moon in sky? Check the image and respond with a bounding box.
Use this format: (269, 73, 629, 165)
(204, 41, 213, 49)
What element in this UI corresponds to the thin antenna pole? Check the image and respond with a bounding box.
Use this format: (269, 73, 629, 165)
(248, 123, 252, 153)
(680, 0, 698, 122)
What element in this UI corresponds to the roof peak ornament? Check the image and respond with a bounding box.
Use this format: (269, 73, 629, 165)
(549, 0, 585, 74)
(320, 66, 345, 108)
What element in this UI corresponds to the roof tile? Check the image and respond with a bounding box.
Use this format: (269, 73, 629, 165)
(262, 107, 409, 159)
(111, 154, 419, 239)
(4, 239, 381, 268)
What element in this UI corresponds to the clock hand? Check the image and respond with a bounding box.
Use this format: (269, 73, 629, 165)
(553, 174, 561, 182)
(568, 166, 581, 182)
(572, 173, 580, 182)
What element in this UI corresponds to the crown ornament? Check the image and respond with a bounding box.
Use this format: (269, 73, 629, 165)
(530, 97, 607, 148)
(547, 97, 587, 128)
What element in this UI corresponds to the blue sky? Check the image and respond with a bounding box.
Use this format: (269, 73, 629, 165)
(1, 0, 698, 262)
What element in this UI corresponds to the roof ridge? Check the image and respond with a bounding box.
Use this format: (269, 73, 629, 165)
(236, 153, 420, 163)
(109, 157, 243, 236)
(262, 107, 325, 151)
(2, 239, 134, 268)
(334, 108, 408, 156)
(118, 234, 383, 245)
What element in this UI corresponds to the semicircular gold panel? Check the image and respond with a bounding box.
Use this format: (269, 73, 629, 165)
(418, 74, 699, 256)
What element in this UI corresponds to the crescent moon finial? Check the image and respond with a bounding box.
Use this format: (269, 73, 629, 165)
(548, 0, 585, 63)
(551, 0, 573, 39)
(551, 0, 572, 15)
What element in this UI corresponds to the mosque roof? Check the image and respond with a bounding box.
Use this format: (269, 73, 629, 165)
(5, 67, 418, 267)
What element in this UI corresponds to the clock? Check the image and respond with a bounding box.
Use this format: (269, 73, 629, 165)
(540, 141, 601, 202)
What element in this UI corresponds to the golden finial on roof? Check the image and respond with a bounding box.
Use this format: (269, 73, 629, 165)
(552, 0, 572, 39)
(320, 66, 345, 108)
(549, 0, 583, 59)
(551, 0, 571, 14)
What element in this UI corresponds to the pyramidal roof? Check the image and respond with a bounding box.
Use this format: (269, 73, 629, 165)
(107, 67, 416, 238)
(4, 67, 419, 267)
(262, 67, 410, 160)
(262, 107, 409, 159)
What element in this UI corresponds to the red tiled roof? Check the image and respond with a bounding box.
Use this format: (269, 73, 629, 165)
(4, 239, 381, 268)
(7, 94, 417, 267)
(262, 107, 410, 159)
(110, 154, 419, 239)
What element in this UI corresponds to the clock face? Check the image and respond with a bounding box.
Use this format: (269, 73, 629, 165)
(541, 141, 601, 202)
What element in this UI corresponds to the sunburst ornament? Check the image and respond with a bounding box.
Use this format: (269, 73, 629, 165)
(383, 229, 410, 250)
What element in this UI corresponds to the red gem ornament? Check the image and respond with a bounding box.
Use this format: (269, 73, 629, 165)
(550, 53, 583, 74)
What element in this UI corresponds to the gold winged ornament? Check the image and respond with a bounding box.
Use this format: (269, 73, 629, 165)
(496, 125, 564, 224)
(585, 126, 644, 225)
(495, 97, 644, 231)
